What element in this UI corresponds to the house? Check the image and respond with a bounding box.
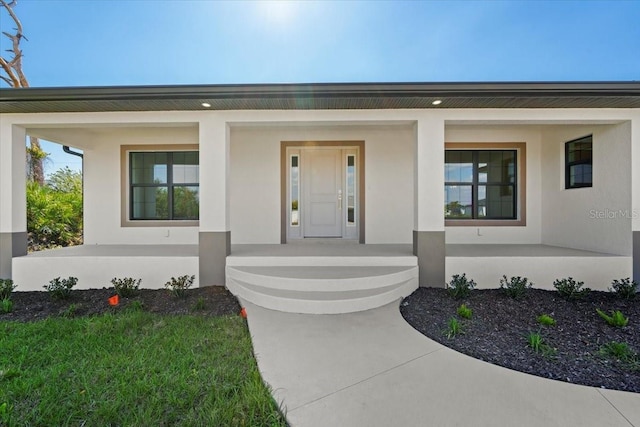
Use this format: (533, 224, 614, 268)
(1, 82, 639, 313)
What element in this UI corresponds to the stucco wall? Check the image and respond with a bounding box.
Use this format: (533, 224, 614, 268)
(229, 125, 415, 244)
(540, 123, 632, 255)
(444, 125, 543, 244)
(82, 126, 200, 245)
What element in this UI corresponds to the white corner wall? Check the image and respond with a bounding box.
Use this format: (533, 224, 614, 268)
(83, 126, 200, 245)
(230, 125, 415, 244)
(540, 123, 632, 255)
(444, 126, 543, 244)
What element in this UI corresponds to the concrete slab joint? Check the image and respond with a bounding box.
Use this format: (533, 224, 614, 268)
(413, 230, 445, 288)
(199, 231, 231, 286)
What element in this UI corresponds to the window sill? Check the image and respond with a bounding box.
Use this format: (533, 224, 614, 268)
(445, 219, 526, 227)
(121, 220, 199, 228)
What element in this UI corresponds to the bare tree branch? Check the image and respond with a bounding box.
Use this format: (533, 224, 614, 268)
(0, 0, 29, 88)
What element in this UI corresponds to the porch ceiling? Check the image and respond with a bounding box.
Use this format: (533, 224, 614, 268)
(2, 82, 639, 114)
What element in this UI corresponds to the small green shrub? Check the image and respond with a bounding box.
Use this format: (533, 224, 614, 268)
(446, 274, 476, 299)
(111, 277, 141, 298)
(499, 275, 533, 299)
(445, 317, 463, 339)
(192, 297, 206, 311)
(127, 300, 144, 312)
(457, 304, 472, 319)
(609, 278, 638, 299)
(553, 277, 590, 300)
(165, 275, 195, 298)
(599, 341, 636, 362)
(596, 309, 629, 327)
(44, 277, 77, 300)
(61, 303, 78, 318)
(526, 332, 555, 355)
(536, 314, 556, 326)
(0, 278, 17, 300)
(1, 298, 13, 314)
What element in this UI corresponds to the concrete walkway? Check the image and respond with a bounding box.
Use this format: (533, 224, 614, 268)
(244, 300, 640, 427)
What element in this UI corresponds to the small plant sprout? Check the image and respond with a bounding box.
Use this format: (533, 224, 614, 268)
(599, 341, 637, 362)
(500, 275, 533, 299)
(536, 314, 556, 326)
(44, 277, 78, 300)
(61, 304, 78, 318)
(457, 304, 472, 319)
(111, 277, 141, 298)
(596, 309, 629, 328)
(526, 332, 555, 355)
(1, 298, 13, 314)
(609, 278, 638, 299)
(553, 277, 590, 300)
(165, 275, 195, 298)
(445, 317, 463, 339)
(446, 274, 476, 299)
(192, 297, 206, 311)
(128, 300, 144, 312)
(0, 278, 17, 300)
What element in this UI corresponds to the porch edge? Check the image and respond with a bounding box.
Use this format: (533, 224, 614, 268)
(0, 232, 27, 279)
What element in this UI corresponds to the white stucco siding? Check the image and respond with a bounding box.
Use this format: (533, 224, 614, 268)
(444, 126, 543, 244)
(541, 123, 632, 255)
(83, 126, 200, 245)
(229, 125, 415, 244)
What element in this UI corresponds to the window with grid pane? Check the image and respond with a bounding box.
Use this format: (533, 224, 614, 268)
(565, 135, 592, 189)
(130, 151, 199, 220)
(445, 150, 517, 220)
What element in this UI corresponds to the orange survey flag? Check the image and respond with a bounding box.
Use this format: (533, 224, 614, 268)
(108, 295, 120, 306)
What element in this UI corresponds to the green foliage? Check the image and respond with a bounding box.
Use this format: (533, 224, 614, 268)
(27, 169, 83, 252)
(0, 402, 11, 426)
(445, 317, 463, 339)
(457, 304, 473, 319)
(553, 277, 591, 300)
(61, 304, 78, 318)
(537, 314, 556, 326)
(609, 278, 638, 299)
(111, 277, 141, 298)
(527, 332, 555, 355)
(596, 309, 629, 327)
(192, 297, 206, 311)
(599, 341, 637, 363)
(1, 298, 13, 313)
(127, 300, 144, 312)
(0, 278, 16, 300)
(43, 276, 77, 300)
(446, 273, 476, 299)
(165, 275, 195, 298)
(499, 275, 533, 299)
(0, 312, 287, 426)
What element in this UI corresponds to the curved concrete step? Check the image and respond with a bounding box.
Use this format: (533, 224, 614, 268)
(226, 265, 419, 314)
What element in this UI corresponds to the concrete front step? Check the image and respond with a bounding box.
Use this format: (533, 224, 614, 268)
(226, 265, 419, 314)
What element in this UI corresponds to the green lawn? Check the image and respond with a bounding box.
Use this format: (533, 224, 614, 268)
(0, 311, 287, 426)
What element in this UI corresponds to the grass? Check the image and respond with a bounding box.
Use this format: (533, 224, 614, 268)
(445, 317, 463, 339)
(0, 312, 286, 426)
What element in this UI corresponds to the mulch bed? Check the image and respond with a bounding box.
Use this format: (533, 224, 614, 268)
(1, 286, 241, 322)
(401, 288, 640, 393)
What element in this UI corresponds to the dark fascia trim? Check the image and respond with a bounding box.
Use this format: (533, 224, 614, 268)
(2, 81, 640, 103)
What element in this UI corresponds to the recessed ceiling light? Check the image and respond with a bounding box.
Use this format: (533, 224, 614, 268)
(201, 102, 211, 108)
(432, 99, 442, 105)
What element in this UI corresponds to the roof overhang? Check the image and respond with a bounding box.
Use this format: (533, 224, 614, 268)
(1, 81, 639, 114)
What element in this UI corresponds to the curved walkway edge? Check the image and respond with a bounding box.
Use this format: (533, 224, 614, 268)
(243, 300, 640, 427)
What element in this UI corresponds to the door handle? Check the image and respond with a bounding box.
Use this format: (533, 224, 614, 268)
(338, 189, 343, 210)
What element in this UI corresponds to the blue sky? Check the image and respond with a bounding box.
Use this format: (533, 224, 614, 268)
(1, 0, 639, 174)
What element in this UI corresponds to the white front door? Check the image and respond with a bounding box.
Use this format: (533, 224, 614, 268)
(303, 149, 342, 237)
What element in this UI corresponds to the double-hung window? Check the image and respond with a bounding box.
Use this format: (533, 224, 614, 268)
(565, 135, 592, 189)
(130, 151, 199, 220)
(445, 149, 517, 220)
